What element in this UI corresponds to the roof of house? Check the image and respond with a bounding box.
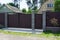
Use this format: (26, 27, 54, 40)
(38, 0, 54, 14)
(0, 4, 22, 13)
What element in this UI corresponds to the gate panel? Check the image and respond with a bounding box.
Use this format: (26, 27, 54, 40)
(7, 14, 18, 27)
(18, 14, 31, 28)
(46, 12, 60, 27)
(7, 13, 42, 29)
(35, 14, 42, 29)
(0, 13, 5, 26)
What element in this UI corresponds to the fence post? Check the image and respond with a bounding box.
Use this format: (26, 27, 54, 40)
(5, 13, 7, 28)
(32, 11, 35, 34)
(42, 11, 46, 31)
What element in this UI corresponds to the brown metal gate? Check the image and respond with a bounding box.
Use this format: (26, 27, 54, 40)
(8, 13, 42, 29)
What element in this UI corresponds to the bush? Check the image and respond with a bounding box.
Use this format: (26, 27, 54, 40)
(27, 9, 32, 14)
(27, 9, 38, 14)
(43, 30, 52, 34)
(22, 8, 27, 13)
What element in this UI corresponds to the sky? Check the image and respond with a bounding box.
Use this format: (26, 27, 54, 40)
(0, 0, 13, 4)
(0, 0, 28, 10)
(0, 0, 40, 10)
(20, 0, 28, 10)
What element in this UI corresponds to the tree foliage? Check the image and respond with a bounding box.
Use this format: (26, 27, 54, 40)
(54, 0, 60, 12)
(27, 9, 32, 14)
(8, 3, 18, 8)
(40, 0, 48, 5)
(8, 3, 15, 6)
(26, 0, 38, 10)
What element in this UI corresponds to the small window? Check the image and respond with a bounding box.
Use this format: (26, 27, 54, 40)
(47, 4, 53, 8)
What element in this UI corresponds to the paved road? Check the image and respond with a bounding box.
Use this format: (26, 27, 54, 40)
(0, 33, 46, 40)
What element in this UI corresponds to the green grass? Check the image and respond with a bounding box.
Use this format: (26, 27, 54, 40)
(0, 29, 60, 38)
(0, 29, 60, 40)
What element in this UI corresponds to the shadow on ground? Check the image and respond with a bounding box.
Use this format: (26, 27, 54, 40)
(43, 30, 60, 36)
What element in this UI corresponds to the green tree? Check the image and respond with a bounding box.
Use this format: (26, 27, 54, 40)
(40, 0, 48, 5)
(54, 0, 60, 12)
(22, 8, 27, 13)
(26, 0, 38, 11)
(14, 0, 22, 9)
(8, 3, 15, 7)
(8, 3, 18, 8)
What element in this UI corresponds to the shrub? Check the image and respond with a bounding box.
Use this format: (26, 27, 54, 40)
(22, 8, 27, 13)
(27, 9, 32, 14)
(0, 24, 4, 29)
(43, 30, 52, 34)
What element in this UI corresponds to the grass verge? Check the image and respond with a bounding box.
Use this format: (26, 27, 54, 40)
(0, 29, 60, 38)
